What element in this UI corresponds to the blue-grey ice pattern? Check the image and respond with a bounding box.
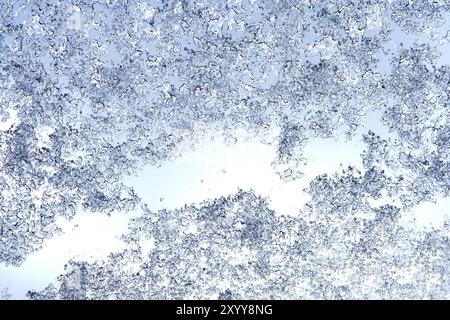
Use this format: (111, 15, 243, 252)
(0, 0, 449, 299)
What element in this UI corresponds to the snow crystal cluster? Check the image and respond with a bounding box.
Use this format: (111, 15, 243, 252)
(28, 189, 449, 299)
(0, 0, 448, 299)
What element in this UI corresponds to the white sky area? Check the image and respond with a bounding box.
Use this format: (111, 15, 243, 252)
(1, 111, 449, 299)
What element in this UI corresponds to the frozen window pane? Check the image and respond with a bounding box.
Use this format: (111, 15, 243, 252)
(0, 0, 448, 299)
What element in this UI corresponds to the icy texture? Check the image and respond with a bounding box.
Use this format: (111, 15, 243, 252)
(0, 0, 448, 298)
(28, 190, 449, 299)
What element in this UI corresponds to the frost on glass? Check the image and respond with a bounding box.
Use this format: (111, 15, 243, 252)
(28, 190, 449, 300)
(0, 0, 449, 299)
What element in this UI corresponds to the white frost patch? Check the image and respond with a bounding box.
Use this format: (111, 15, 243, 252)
(140, 238, 155, 257)
(225, 247, 254, 266)
(67, 6, 81, 30)
(0, 109, 19, 132)
(407, 196, 450, 230)
(366, 5, 383, 30)
(35, 125, 54, 149)
(140, 4, 156, 19)
(184, 222, 198, 235)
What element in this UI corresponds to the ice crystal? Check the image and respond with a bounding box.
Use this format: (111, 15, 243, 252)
(0, 0, 448, 299)
(28, 190, 450, 299)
